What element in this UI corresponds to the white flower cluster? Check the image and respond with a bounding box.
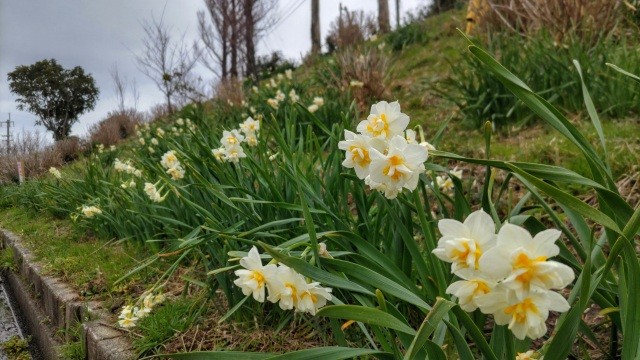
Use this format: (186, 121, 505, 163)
(435, 167, 463, 192)
(212, 117, 260, 163)
(339, 101, 430, 199)
(49, 167, 62, 179)
(233, 246, 332, 315)
(432, 210, 574, 340)
(117, 292, 166, 328)
(160, 150, 185, 180)
(144, 182, 166, 203)
(307, 97, 324, 113)
(81, 205, 102, 218)
(114, 158, 142, 178)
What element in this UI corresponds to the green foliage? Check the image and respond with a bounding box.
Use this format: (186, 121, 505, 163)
(0, 336, 30, 360)
(386, 21, 433, 51)
(7, 59, 99, 141)
(133, 297, 206, 356)
(440, 33, 640, 129)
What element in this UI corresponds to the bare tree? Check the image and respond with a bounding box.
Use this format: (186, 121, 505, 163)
(136, 16, 200, 113)
(378, 0, 391, 33)
(395, 0, 400, 28)
(311, 0, 321, 54)
(198, 0, 277, 81)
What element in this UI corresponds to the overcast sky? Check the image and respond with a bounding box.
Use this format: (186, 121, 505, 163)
(0, 0, 427, 143)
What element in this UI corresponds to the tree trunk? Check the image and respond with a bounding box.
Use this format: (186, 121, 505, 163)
(395, 0, 400, 28)
(311, 0, 321, 54)
(230, 0, 239, 78)
(244, 0, 256, 80)
(378, 0, 390, 34)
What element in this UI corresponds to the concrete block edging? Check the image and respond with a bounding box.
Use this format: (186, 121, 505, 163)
(0, 228, 135, 360)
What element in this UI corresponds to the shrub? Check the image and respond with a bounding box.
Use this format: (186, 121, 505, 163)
(89, 109, 143, 148)
(317, 47, 391, 112)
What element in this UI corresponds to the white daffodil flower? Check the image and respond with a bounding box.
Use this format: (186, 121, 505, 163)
(267, 98, 279, 109)
(267, 265, 308, 311)
(356, 101, 410, 140)
(479, 224, 575, 299)
(338, 130, 386, 179)
(224, 144, 247, 163)
(405, 129, 417, 144)
(297, 282, 333, 315)
(49, 167, 62, 179)
(160, 150, 179, 169)
(476, 286, 570, 340)
(144, 182, 166, 203)
(313, 97, 324, 107)
(368, 135, 428, 195)
(275, 90, 286, 101)
(307, 104, 319, 113)
(212, 147, 225, 162)
(166, 165, 185, 180)
(81, 205, 102, 218)
(240, 117, 260, 134)
(285, 69, 292, 80)
(245, 133, 258, 147)
(432, 209, 496, 274)
(289, 89, 300, 103)
(221, 130, 245, 148)
(445, 269, 497, 312)
(233, 246, 278, 302)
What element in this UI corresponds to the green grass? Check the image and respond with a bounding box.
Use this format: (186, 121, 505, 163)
(0, 206, 157, 300)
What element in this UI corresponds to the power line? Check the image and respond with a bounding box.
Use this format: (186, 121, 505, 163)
(265, 0, 306, 37)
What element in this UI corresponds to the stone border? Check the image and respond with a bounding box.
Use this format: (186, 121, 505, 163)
(0, 229, 135, 360)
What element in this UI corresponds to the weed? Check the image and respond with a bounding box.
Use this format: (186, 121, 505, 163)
(1, 336, 30, 360)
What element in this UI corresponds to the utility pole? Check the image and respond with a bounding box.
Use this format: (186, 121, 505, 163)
(2, 113, 14, 154)
(311, 0, 321, 55)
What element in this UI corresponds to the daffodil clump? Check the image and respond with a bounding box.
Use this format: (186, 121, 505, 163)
(160, 150, 185, 180)
(433, 210, 574, 340)
(233, 246, 333, 316)
(339, 100, 432, 199)
(81, 205, 102, 218)
(117, 292, 166, 328)
(212, 117, 260, 163)
(49, 167, 62, 179)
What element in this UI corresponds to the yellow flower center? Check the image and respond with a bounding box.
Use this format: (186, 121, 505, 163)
(227, 136, 238, 145)
(451, 240, 482, 269)
(366, 113, 389, 137)
(473, 279, 491, 295)
(504, 298, 539, 324)
(251, 271, 265, 287)
(285, 283, 298, 301)
(513, 253, 547, 284)
(383, 155, 406, 181)
(349, 146, 370, 167)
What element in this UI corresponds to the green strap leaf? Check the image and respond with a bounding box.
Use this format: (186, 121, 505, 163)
(404, 298, 456, 359)
(317, 305, 417, 335)
(268, 346, 390, 360)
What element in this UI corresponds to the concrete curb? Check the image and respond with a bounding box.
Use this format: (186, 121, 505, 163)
(0, 229, 135, 360)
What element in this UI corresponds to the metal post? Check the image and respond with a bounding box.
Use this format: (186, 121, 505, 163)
(2, 113, 13, 154)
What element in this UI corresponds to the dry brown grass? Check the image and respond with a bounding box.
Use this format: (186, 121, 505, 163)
(325, 47, 391, 112)
(162, 293, 331, 355)
(0, 131, 62, 184)
(89, 109, 143, 148)
(472, 0, 623, 44)
(214, 78, 245, 107)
